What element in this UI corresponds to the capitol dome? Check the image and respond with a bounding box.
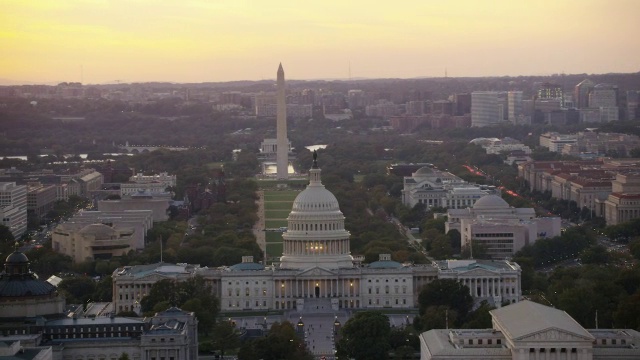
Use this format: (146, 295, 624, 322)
(280, 153, 354, 270)
(291, 184, 340, 212)
(473, 194, 510, 209)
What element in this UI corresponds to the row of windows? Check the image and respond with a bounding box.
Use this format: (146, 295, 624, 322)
(150, 337, 175, 342)
(48, 325, 143, 333)
(367, 298, 407, 305)
(228, 300, 268, 308)
(367, 286, 407, 294)
(474, 233, 514, 238)
(367, 279, 407, 283)
(228, 288, 268, 297)
(474, 240, 514, 245)
(289, 222, 342, 231)
(228, 281, 267, 285)
(463, 338, 501, 345)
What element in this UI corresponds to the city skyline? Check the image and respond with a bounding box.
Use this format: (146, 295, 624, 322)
(2, 0, 639, 85)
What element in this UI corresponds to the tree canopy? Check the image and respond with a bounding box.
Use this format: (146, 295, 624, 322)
(336, 311, 392, 360)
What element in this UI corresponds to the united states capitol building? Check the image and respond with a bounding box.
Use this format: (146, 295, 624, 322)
(113, 157, 522, 313)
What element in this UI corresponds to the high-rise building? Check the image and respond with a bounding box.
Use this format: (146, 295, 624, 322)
(347, 89, 365, 110)
(471, 92, 504, 127)
(536, 82, 563, 102)
(0, 182, 27, 238)
(276, 63, 289, 180)
(452, 93, 471, 115)
(574, 79, 595, 109)
(626, 90, 639, 121)
(589, 84, 619, 122)
(507, 91, 523, 124)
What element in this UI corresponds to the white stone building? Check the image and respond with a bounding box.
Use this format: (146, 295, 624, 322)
(539, 132, 579, 152)
(402, 167, 500, 209)
(446, 195, 561, 258)
(420, 300, 640, 360)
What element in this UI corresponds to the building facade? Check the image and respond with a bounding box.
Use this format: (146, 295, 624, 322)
(0, 182, 28, 238)
(52, 223, 136, 263)
(0, 250, 198, 360)
(402, 166, 500, 209)
(472, 91, 504, 127)
(446, 195, 561, 258)
(27, 182, 57, 220)
(420, 300, 640, 360)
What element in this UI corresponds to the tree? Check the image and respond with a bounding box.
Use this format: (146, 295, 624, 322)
(0, 224, 15, 243)
(415, 305, 457, 332)
(336, 311, 391, 360)
(418, 279, 473, 323)
(613, 292, 640, 330)
(118, 353, 130, 360)
(140, 279, 178, 312)
(580, 245, 610, 264)
(249, 321, 313, 360)
(428, 234, 453, 260)
(211, 321, 241, 358)
(58, 276, 97, 304)
(462, 300, 495, 328)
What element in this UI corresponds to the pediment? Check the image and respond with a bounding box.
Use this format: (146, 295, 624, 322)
(516, 328, 593, 342)
(297, 267, 337, 277)
(137, 273, 174, 281)
(457, 268, 498, 277)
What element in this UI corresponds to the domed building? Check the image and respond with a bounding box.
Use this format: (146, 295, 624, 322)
(401, 166, 500, 209)
(280, 156, 353, 270)
(446, 194, 561, 258)
(113, 156, 523, 314)
(0, 247, 65, 318)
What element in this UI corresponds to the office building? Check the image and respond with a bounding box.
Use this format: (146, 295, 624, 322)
(574, 79, 595, 109)
(0, 182, 27, 238)
(472, 92, 504, 127)
(507, 91, 523, 124)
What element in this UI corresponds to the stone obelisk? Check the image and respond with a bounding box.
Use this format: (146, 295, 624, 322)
(276, 63, 288, 180)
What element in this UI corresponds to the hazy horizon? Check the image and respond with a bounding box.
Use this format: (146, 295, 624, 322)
(2, 0, 639, 84)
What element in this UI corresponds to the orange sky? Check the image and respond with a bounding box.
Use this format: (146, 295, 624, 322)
(1, 0, 639, 84)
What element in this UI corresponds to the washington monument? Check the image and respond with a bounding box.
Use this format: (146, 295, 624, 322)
(276, 63, 288, 179)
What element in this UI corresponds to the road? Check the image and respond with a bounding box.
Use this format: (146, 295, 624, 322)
(388, 216, 434, 263)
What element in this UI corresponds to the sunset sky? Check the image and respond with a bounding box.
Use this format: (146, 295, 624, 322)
(1, 0, 639, 84)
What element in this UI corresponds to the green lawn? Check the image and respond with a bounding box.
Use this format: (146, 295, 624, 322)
(264, 210, 290, 219)
(266, 242, 283, 258)
(265, 202, 295, 210)
(263, 191, 299, 201)
(265, 232, 284, 243)
(257, 179, 308, 189)
(266, 219, 288, 228)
